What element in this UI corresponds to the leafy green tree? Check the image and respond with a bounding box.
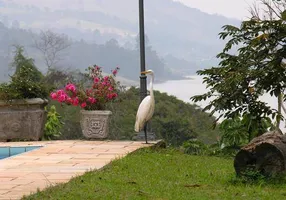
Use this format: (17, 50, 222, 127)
(191, 0, 285, 140)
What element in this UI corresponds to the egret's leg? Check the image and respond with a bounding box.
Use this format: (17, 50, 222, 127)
(144, 124, 148, 144)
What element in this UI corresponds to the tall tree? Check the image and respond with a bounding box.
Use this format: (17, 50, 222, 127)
(191, 0, 286, 140)
(249, 0, 286, 128)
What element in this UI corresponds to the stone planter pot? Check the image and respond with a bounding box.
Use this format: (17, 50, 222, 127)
(0, 98, 48, 141)
(80, 110, 112, 139)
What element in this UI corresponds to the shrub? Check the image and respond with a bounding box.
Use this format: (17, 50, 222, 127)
(182, 138, 240, 158)
(44, 105, 64, 140)
(0, 46, 49, 100)
(182, 139, 208, 155)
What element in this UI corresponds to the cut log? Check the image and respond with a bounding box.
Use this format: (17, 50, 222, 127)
(234, 130, 286, 177)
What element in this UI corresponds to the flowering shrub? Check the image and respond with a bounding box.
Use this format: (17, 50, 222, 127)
(50, 65, 120, 110)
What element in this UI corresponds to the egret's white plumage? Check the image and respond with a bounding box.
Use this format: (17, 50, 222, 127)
(135, 95, 155, 132)
(134, 70, 155, 140)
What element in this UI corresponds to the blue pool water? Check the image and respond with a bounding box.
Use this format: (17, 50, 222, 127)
(0, 146, 42, 160)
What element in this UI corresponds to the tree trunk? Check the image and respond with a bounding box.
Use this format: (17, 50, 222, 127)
(234, 130, 286, 177)
(276, 92, 283, 129)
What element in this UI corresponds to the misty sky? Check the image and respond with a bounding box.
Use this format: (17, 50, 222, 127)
(175, 0, 256, 20)
(7, 0, 257, 20)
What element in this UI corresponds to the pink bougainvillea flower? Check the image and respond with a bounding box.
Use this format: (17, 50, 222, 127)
(50, 92, 57, 100)
(81, 102, 87, 108)
(95, 65, 101, 71)
(106, 94, 113, 100)
(103, 76, 109, 81)
(106, 81, 111, 87)
(86, 89, 90, 96)
(112, 93, 118, 98)
(65, 83, 76, 93)
(94, 77, 100, 83)
(70, 86, 76, 93)
(102, 81, 107, 86)
(88, 97, 96, 104)
(56, 89, 65, 96)
(58, 94, 67, 102)
(66, 97, 73, 104)
(73, 97, 79, 106)
(108, 87, 113, 91)
(112, 69, 118, 76)
(65, 84, 70, 91)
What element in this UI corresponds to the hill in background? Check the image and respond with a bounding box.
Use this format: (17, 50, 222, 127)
(0, 0, 240, 81)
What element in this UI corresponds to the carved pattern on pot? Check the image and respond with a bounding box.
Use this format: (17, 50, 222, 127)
(10, 122, 21, 132)
(80, 110, 112, 139)
(85, 118, 106, 138)
(0, 101, 47, 141)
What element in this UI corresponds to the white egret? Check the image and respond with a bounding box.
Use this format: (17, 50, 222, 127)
(134, 70, 155, 144)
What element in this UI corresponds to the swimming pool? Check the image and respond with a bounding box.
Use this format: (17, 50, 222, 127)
(0, 146, 42, 159)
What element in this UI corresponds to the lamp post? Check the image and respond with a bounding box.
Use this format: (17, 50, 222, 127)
(139, 0, 147, 101)
(136, 0, 155, 142)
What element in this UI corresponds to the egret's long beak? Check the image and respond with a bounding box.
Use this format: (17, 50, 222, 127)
(141, 71, 148, 74)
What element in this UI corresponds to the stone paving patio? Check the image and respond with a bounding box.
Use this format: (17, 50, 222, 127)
(0, 140, 152, 200)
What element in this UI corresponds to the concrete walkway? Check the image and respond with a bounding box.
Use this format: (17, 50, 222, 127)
(0, 140, 152, 200)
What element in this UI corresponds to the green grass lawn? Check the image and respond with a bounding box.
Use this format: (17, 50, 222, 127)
(23, 148, 286, 200)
